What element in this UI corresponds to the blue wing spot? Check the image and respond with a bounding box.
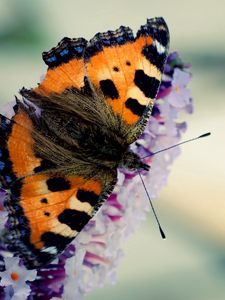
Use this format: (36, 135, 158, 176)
(5, 176, 12, 183)
(1, 119, 9, 131)
(117, 36, 124, 43)
(20, 229, 29, 237)
(103, 40, 111, 45)
(0, 161, 5, 170)
(128, 33, 133, 39)
(47, 56, 57, 63)
(74, 46, 83, 53)
(60, 49, 69, 56)
(18, 216, 28, 225)
(13, 204, 21, 212)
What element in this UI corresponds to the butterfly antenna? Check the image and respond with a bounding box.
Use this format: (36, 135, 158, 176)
(141, 132, 211, 159)
(138, 171, 166, 239)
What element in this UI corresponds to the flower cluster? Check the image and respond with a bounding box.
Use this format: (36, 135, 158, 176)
(0, 52, 192, 299)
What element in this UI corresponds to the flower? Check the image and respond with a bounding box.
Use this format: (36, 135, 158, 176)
(0, 257, 37, 300)
(167, 68, 191, 108)
(0, 189, 8, 229)
(0, 52, 193, 299)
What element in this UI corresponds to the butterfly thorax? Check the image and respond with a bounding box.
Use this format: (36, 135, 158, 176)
(66, 123, 149, 171)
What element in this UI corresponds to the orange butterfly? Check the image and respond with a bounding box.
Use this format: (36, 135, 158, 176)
(0, 17, 169, 269)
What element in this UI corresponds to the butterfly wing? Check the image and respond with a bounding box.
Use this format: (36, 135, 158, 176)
(29, 17, 169, 144)
(0, 108, 41, 188)
(0, 108, 116, 269)
(84, 17, 169, 143)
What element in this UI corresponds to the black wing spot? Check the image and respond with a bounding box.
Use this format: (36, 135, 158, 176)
(125, 98, 146, 117)
(40, 198, 48, 204)
(134, 70, 160, 98)
(46, 177, 71, 192)
(126, 60, 131, 66)
(99, 79, 119, 99)
(44, 212, 50, 216)
(76, 189, 99, 206)
(41, 232, 73, 251)
(113, 66, 119, 72)
(80, 76, 93, 96)
(58, 209, 91, 231)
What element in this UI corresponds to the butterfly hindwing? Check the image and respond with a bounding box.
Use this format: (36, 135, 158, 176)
(5, 173, 116, 268)
(7, 173, 110, 269)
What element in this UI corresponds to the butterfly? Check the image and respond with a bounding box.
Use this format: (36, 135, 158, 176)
(0, 17, 169, 269)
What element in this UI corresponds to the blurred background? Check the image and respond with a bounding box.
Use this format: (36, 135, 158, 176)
(0, 1, 224, 299)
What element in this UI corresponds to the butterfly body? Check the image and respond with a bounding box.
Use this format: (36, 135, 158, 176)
(20, 88, 149, 173)
(0, 17, 169, 269)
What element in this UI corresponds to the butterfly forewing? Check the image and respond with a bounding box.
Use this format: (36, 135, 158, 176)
(84, 17, 169, 142)
(35, 37, 87, 95)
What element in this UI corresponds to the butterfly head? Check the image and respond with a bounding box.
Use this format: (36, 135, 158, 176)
(120, 151, 149, 172)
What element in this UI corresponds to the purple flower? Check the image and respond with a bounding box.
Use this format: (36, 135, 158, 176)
(167, 68, 191, 108)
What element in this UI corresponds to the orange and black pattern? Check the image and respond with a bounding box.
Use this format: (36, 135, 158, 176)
(37, 17, 169, 126)
(35, 37, 87, 95)
(0, 107, 111, 268)
(85, 18, 169, 126)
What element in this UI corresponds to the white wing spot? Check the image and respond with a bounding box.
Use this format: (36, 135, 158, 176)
(154, 40, 165, 54)
(41, 246, 58, 255)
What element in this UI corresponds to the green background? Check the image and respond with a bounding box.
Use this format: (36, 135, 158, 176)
(0, 1, 225, 299)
